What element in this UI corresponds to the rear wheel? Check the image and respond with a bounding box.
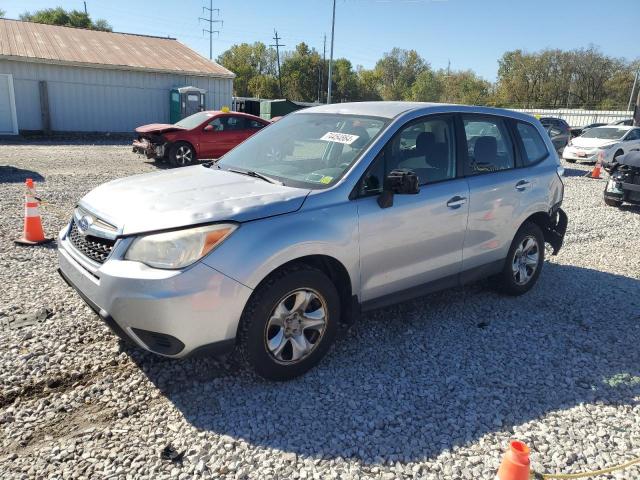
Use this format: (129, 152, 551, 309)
(604, 197, 623, 208)
(169, 142, 196, 167)
(239, 265, 340, 380)
(495, 222, 545, 296)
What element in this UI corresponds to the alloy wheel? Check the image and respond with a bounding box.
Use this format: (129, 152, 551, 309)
(265, 288, 328, 364)
(175, 146, 193, 166)
(512, 235, 539, 285)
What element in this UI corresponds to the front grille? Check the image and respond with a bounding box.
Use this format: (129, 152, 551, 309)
(68, 221, 116, 264)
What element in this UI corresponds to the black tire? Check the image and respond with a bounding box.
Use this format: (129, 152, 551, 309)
(604, 197, 622, 208)
(495, 222, 545, 296)
(239, 265, 340, 381)
(169, 142, 196, 167)
(565, 159, 576, 164)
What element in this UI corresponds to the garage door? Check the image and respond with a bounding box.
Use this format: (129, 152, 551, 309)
(0, 74, 18, 135)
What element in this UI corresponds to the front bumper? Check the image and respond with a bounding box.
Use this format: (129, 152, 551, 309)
(132, 139, 166, 159)
(57, 226, 252, 358)
(562, 147, 599, 162)
(604, 178, 640, 205)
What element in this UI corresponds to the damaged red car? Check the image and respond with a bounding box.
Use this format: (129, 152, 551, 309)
(133, 111, 270, 167)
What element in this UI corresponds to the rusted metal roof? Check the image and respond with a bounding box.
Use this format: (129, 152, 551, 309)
(0, 19, 234, 78)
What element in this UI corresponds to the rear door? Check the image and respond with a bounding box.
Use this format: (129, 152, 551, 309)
(460, 114, 527, 274)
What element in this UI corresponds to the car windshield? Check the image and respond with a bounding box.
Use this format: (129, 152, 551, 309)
(581, 127, 628, 140)
(216, 113, 389, 188)
(174, 111, 211, 129)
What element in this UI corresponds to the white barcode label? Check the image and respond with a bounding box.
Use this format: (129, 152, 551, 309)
(320, 132, 360, 145)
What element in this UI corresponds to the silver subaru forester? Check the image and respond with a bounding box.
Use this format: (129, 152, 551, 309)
(58, 102, 567, 380)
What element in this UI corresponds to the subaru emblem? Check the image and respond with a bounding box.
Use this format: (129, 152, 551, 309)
(77, 215, 93, 232)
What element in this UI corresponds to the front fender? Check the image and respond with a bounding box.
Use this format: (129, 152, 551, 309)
(201, 201, 360, 293)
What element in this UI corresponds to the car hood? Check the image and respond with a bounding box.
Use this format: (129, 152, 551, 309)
(135, 123, 186, 134)
(79, 166, 311, 235)
(571, 137, 619, 149)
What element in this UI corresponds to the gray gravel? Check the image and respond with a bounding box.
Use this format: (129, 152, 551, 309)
(1, 144, 639, 480)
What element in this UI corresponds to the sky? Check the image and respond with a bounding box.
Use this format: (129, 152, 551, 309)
(3, 0, 639, 81)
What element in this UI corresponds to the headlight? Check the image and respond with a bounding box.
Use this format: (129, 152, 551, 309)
(125, 223, 236, 269)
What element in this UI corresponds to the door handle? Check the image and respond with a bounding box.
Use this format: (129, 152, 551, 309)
(515, 180, 531, 191)
(446, 196, 467, 209)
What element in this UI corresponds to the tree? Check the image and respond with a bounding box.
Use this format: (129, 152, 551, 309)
(355, 68, 382, 101)
(330, 59, 359, 102)
(411, 69, 443, 102)
(248, 75, 279, 99)
(440, 69, 491, 105)
(281, 43, 323, 102)
(218, 42, 276, 97)
(20, 7, 112, 31)
(0, 9, 5, 18)
(374, 48, 427, 100)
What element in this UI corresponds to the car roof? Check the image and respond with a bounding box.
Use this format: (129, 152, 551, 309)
(594, 125, 635, 131)
(299, 101, 541, 122)
(204, 110, 266, 120)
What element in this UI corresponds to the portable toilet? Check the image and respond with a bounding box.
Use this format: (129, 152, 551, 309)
(170, 86, 206, 123)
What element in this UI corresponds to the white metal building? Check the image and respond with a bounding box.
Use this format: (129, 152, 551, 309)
(0, 19, 234, 134)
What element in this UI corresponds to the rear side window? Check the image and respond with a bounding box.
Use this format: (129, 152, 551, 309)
(516, 122, 549, 165)
(462, 116, 514, 174)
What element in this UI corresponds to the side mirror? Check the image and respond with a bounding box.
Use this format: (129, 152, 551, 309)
(204, 125, 214, 132)
(377, 169, 420, 209)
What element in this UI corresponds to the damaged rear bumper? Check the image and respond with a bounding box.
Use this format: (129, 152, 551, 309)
(132, 138, 166, 159)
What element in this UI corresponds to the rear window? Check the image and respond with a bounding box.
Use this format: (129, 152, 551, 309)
(516, 122, 548, 165)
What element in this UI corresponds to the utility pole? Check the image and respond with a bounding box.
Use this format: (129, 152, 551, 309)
(628, 67, 639, 113)
(318, 34, 326, 103)
(199, 0, 223, 60)
(271, 30, 285, 98)
(83, 1, 87, 15)
(327, 0, 336, 104)
(634, 84, 640, 127)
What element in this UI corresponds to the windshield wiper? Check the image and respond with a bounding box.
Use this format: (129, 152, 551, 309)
(227, 168, 284, 185)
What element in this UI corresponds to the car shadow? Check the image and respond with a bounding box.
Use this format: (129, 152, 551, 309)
(126, 263, 640, 464)
(0, 165, 45, 183)
(562, 167, 591, 178)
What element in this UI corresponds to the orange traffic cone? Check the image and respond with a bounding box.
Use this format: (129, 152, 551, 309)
(14, 178, 53, 246)
(496, 440, 531, 480)
(587, 162, 602, 179)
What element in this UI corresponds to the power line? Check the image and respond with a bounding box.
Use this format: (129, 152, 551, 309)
(270, 30, 285, 97)
(199, 0, 223, 60)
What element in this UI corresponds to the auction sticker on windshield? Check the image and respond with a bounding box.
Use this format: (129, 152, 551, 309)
(320, 132, 360, 145)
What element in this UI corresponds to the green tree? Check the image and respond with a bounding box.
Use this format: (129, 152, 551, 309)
(0, 9, 5, 18)
(330, 59, 359, 102)
(374, 48, 427, 100)
(281, 43, 323, 102)
(440, 69, 491, 105)
(411, 69, 443, 102)
(248, 74, 280, 99)
(355, 68, 382, 101)
(20, 7, 112, 31)
(217, 42, 276, 97)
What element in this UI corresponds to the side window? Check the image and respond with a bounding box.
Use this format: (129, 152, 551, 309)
(391, 116, 457, 185)
(226, 116, 246, 130)
(462, 116, 514, 174)
(360, 152, 386, 196)
(248, 119, 265, 130)
(516, 122, 549, 166)
(358, 116, 457, 196)
(209, 117, 225, 131)
(625, 129, 640, 141)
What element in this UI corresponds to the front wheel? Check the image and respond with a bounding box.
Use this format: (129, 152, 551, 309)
(169, 142, 196, 167)
(495, 222, 545, 296)
(239, 265, 340, 380)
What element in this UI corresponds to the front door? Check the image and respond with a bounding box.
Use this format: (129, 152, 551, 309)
(356, 114, 469, 303)
(200, 115, 246, 159)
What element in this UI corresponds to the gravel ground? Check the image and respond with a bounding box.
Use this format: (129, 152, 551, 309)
(0, 143, 639, 480)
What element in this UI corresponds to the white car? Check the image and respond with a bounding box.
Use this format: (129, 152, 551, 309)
(562, 126, 640, 164)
